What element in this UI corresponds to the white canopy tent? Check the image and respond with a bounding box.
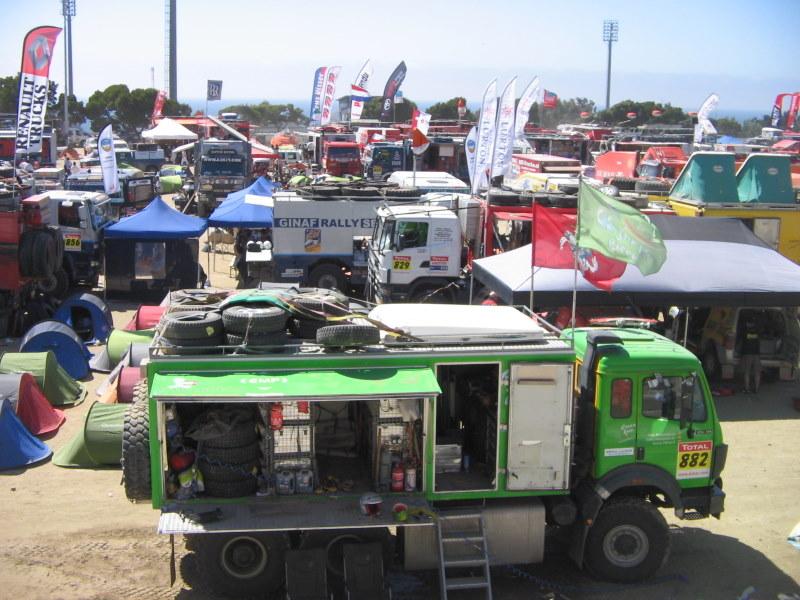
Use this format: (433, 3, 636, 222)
(142, 118, 198, 141)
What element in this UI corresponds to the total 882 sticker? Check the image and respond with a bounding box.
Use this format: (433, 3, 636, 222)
(675, 440, 713, 480)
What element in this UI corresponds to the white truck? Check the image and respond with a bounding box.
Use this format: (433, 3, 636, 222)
(271, 191, 382, 292)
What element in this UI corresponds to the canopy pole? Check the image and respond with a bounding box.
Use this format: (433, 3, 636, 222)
(570, 178, 583, 338)
(683, 307, 690, 348)
(529, 210, 536, 312)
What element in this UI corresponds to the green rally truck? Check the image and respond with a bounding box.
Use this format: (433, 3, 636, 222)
(122, 296, 725, 597)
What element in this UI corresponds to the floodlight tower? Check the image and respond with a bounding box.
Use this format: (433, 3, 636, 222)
(603, 19, 618, 110)
(165, 0, 177, 99)
(61, 0, 76, 140)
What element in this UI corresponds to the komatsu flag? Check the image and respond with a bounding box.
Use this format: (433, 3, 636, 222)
(16, 26, 61, 155)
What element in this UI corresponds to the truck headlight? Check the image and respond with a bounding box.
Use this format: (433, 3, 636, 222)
(200, 183, 213, 191)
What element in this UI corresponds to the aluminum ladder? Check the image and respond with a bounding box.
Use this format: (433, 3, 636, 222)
(436, 510, 493, 600)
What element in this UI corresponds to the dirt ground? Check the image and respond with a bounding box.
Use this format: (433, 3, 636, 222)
(0, 248, 798, 599)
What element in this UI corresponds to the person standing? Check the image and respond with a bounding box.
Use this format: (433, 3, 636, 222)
(740, 316, 762, 393)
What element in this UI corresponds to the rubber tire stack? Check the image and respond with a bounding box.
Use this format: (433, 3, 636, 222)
(222, 305, 289, 349)
(161, 311, 224, 355)
(289, 295, 350, 340)
(199, 418, 260, 498)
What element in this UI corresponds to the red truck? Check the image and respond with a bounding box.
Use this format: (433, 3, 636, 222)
(323, 141, 362, 176)
(594, 145, 688, 193)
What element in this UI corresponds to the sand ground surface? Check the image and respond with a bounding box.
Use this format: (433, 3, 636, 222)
(0, 240, 798, 599)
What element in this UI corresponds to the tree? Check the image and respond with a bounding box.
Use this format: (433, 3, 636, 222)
(741, 115, 771, 138)
(359, 96, 417, 122)
(86, 85, 191, 137)
(596, 100, 688, 126)
(713, 117, 743, 137)
(426, 97, 476, 121)
(534, 97, 597, 127)
(219, 102, 307, 127)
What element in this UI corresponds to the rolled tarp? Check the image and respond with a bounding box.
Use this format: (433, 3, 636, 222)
(0, 398, 52, 470)
(53, 402, 127, 468)
(0, 351, 86, 407)
(0, 372, 65, 436)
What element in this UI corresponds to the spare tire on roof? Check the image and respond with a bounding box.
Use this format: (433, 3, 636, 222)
(162, 311, 223, 341)
(316, 324, 380, 348)
(487, 189, 522, 206)
(342, 186, 380, 197)
(222, 305, 288, 335)
(609, 176, 636, 191)
(382, 187, 420, 198)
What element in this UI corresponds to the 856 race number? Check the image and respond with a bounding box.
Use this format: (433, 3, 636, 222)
(63, 234, 81, 251)
(676, 441, 712, 480)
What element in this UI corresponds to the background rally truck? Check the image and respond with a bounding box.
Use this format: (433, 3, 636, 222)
(122, 299, 725, 597)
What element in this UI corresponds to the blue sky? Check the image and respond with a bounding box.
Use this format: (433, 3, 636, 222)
(2, 0, 798, 115)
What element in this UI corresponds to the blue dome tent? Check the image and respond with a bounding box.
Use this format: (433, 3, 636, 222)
(53, 292, 113, 344)
(0, 398, 52, 470)
(104, 196, 207, 294)
(20, 321, 92, 380)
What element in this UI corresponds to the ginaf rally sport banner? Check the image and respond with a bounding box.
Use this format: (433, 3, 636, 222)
(16, 26, 61, 155)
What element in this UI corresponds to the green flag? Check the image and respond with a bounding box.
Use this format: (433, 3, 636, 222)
(578, 182, 667, 275)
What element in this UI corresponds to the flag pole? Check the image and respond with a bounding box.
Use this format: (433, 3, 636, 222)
(570, 178, 581, 343)
(529, 202, 536, 312)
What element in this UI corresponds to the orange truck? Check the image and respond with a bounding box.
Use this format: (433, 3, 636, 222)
(594, 145, 688, 194)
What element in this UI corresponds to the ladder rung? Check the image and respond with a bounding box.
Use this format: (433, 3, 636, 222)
(444, 557, 487, 568)
(442, 534, 484, 543)
(438, 512, 482, 520)
(446, 576, 490, 590)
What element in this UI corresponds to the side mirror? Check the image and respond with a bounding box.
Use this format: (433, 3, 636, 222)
(679, 374, 696, 431)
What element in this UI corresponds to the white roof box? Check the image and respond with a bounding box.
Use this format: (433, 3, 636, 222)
(368, 304, 544, 344)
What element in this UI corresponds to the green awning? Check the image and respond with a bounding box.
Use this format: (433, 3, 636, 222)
(150, 367, 441, 401)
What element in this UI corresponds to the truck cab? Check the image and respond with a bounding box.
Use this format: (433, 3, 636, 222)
(363, 141, 409, 180)
(65, 169, 157, 218)
(195, 139, 252, 217)
(33, 167, 66, 192)
(45, 190, 112, 287)
(323, 141, 361, 177)
(369, 204, 463, 303)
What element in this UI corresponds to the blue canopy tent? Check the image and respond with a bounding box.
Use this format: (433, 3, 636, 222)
(207, 176, 279, 227)
(103, 196, 208, 294)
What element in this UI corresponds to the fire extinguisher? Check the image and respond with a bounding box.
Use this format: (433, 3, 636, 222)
(391, 462, 404, 492)
(270, 403, 284, 430)
(297, 401, 309, 414)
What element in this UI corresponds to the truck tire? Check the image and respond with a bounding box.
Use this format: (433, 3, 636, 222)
(162, 311, 223, 340)
(316, 324, 380, 347)
(122, 385, 151, 501)
(161, 334, 224, 355)
(225, 331, 288, 347)
(32, 230, 57, 278)
(290, 318, 324, 339)
(52, 268, 70, 299)
(635, 179, 671, 193)
(383, 187, 420, 198)
(309, 185, 341, 198)
(222, 305, 288, 335)
(203, 441, 260, 464)
(584, 497, 670, 582)
(193, 532, 287, 597)
(487, 189, 522, 205)
(609, 176, 637, 191)
(199, 457, 259, 483)
(19, 231, 36, 277)
(308, 264, 347, 292)
(202, 420, 259, 450)
(410, 283, 455, 304)
(291, 295, 350, 318)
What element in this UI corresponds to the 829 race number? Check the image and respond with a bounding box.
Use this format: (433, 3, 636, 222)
(676, 441, 712, 480)
(393, 256, 411, 270)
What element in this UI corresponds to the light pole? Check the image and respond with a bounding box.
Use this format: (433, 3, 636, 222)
(61, 0, 76, 143)
(603, 19, 618, 111)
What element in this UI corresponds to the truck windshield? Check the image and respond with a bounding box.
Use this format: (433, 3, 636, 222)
(200, 157, 246, 176)
(374, 148, 403, 165)
(328, 147, 359, 160)
(374, 218, 395, 252)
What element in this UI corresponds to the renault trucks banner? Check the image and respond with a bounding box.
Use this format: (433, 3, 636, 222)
(491, 77, 517, 178)
(309, 67, 327, 126)
(16, 26, 62, 155)
(319, 66, 341, 126)
(379, 61, 407, 122)
(97, 123, 119, 195)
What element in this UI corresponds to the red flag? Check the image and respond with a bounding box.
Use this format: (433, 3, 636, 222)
(411, 109, 431, 155)
(542, 89, 558, 109)
(151, 90, 167, 126)
(532, 204, 626, 291)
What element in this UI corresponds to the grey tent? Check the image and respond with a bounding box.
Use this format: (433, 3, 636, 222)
(472, 216, 800, 307)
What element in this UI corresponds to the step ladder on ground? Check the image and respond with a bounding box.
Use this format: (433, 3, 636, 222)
(436, 510, 493, 600)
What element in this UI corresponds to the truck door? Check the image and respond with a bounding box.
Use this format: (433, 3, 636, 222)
(389, 220, 430, 288)
(635, 373, 715, 486)
(506, 363, 573, 490)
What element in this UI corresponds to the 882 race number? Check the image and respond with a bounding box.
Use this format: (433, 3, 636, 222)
(675, 441, 712, 480)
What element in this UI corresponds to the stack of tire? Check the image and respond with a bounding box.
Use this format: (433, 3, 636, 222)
(288, 292, 349, 340)
(161, 311, 224, 355)
(222, 304, 289, 349)
(196, 408, 260, 498)
(20, 226, 66, 295)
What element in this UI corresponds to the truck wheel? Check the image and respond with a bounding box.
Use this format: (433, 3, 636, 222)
(162, 311, 223, 340)
(198, 457, 259, 482)
(122, 384, 151, 501)
(52, 268, 70, 299)
(316, 324, 380, 347)
(609, 176, 637, 191)
(194, 532, 287, 598)
(225, 331, 288, 347)
(584, 497, 670, 582)
(291, 295, 350, 318)
(203, 441, 260, 464)
(202, 420, 259, 450)
(204, 476, 258, 498)
(703, 346, 721, 381)
(308, 264, 346, 292)
(222, 305, 288, 335)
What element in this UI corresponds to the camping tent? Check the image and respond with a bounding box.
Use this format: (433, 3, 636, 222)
(142, 117, 198, 141)
(104, 196, 207, 292)
(52, 402, 126, 468)
(472, 216, 800, 307)
(208, 176, 279, 227)
(0, 399, 52, 470)
(0, 373, 65, 436)
(0, 351, 86, 406)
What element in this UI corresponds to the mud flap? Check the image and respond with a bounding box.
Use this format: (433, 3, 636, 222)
(169, 534, 176, 587)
